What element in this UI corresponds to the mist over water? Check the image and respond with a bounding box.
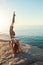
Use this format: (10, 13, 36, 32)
(15, 25, 43, 36)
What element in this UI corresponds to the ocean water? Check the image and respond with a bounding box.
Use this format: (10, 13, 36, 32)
(0, 25, 43, 49)
(15, 25, 43, 49)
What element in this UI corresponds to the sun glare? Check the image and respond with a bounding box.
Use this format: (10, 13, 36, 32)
(0, 9, 8, 33)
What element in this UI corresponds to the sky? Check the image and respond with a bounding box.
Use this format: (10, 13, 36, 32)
(0, 0, 43, 33)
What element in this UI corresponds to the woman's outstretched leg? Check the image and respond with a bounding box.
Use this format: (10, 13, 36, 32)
(10, 12, 16, 38)
(11, 11, 16, 26)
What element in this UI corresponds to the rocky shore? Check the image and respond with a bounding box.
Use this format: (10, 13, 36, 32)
(0, 41, 43, 65)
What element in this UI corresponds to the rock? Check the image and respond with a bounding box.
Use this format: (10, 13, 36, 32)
(9, 61, 14, 65)
(0, 42, 43, 65)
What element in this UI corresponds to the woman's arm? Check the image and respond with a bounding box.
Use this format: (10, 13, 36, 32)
(0, 39, 10, 42)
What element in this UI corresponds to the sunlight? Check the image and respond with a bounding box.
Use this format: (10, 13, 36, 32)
(0, 9, 8, 33)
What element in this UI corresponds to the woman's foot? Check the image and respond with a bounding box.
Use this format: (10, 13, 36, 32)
(12, 54, 15, 58)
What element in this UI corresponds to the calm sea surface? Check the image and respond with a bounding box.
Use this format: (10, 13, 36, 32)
(15, 25, 43, 49)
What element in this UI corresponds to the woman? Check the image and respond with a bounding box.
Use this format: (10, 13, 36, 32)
(9, 12, 22, 57)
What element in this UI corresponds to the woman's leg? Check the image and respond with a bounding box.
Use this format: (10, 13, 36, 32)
(11, 12, 16, 26)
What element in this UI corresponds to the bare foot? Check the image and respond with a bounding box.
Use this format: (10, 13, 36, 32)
(12, 54, 15, 58)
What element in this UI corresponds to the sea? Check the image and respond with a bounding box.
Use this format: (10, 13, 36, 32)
(15, 25, 43, 49)
(0, 25, 43, 49)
